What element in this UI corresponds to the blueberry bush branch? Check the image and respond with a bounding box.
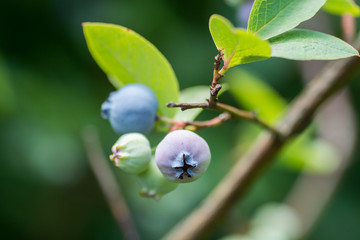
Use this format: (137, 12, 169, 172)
(188, 113, 231, 130)
(210, 52, 232, 107)
(156, 112, 231, 131)
(167, 101, 278, 135)
(211, 53, 223, 88)
(286, 89, 356, 238)
(166, 102, 208, 110)
(215, 103, 277, 134)
(162, 35, 360, 240)
(82, 8, 360, 238)
(284, 19, 358, 238)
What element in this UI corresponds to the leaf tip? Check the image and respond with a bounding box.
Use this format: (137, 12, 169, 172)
(209, 14, 219, 25)
(209, 14, 230, 25)
(209, 13, 221, 19)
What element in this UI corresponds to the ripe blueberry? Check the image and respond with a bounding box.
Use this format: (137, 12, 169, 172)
(101, 83, 158, 135)
(155, 130, 211, 183)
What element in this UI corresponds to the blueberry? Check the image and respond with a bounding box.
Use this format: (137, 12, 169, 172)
(155, 130, 211, 183)
(110, 133, 152, 174)
(101, 83, 158, 135)
(136, 157, 178, 200)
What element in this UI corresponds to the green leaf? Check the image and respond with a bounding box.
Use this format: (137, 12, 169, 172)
(269, 29, 359, 60)
(209, 14, 271, 67)
(83, 22, 179, 117)
(323, 0, 360, 16)
(248, 0, 326, 40)
(174, 84, 229, 122)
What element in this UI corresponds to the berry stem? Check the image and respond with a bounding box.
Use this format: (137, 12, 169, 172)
(209, 51, 233, 108)
(211, 53, 224, 88)
(166, 101, 280, 136)
(156, 113, 232, 131)
(188, 112, 231, 130)
(215, 103, 277, 135)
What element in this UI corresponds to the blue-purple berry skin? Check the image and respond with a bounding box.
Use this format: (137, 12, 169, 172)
(101, 83, 158, 135)
(155, 130, 211, 183)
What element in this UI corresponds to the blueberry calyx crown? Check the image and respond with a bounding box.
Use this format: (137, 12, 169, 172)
(109, 145, 125, 166)
(172, 153, 197, 180)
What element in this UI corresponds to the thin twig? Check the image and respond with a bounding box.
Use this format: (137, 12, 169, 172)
(211, 53, 224, 88)
(214, 103, 278, 136)
(209, 84, 222, 108)
(209, 50, 234, 107)
(167, 102, 208, 111)
(156, 112, 232, 131)
(209, 52, 225, 108)
(162, 36, 360, 240)
(82, 126, 140, 240)
(218, 49, 235, 75)
(189, 112, 232, 130)
(167, 101, 279, 136)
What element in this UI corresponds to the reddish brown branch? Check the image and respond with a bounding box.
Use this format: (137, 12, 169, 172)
(186, 112, 231, 130)
(286, 68, 357, 238)
(157, 112, 232, 131)
(211, 53, 224, 88)
(167, 102, 208, 110)
(167, 101, 279, 135)
(209, 84, 222, 108)
(215, 103, 278, 135)
(219, 48, 236, 75)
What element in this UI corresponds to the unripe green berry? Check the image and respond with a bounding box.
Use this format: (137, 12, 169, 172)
(109, 133, 151, 174)
(136, 157, 178, 201)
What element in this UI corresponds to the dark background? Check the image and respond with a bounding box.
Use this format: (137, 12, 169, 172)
(1, 0, 360, 239)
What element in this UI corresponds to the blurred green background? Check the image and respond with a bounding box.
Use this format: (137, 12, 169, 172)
(1, 0, 360, 239)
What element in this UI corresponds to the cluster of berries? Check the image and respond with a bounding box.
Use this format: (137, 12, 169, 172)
(101, 84, 211, 200)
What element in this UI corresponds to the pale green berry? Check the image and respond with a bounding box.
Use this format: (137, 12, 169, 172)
(136, 157, 178, 201)
(109, 133, 151, 174)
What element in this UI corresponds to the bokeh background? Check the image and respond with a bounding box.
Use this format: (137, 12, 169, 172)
(1, 0, 360, 239)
